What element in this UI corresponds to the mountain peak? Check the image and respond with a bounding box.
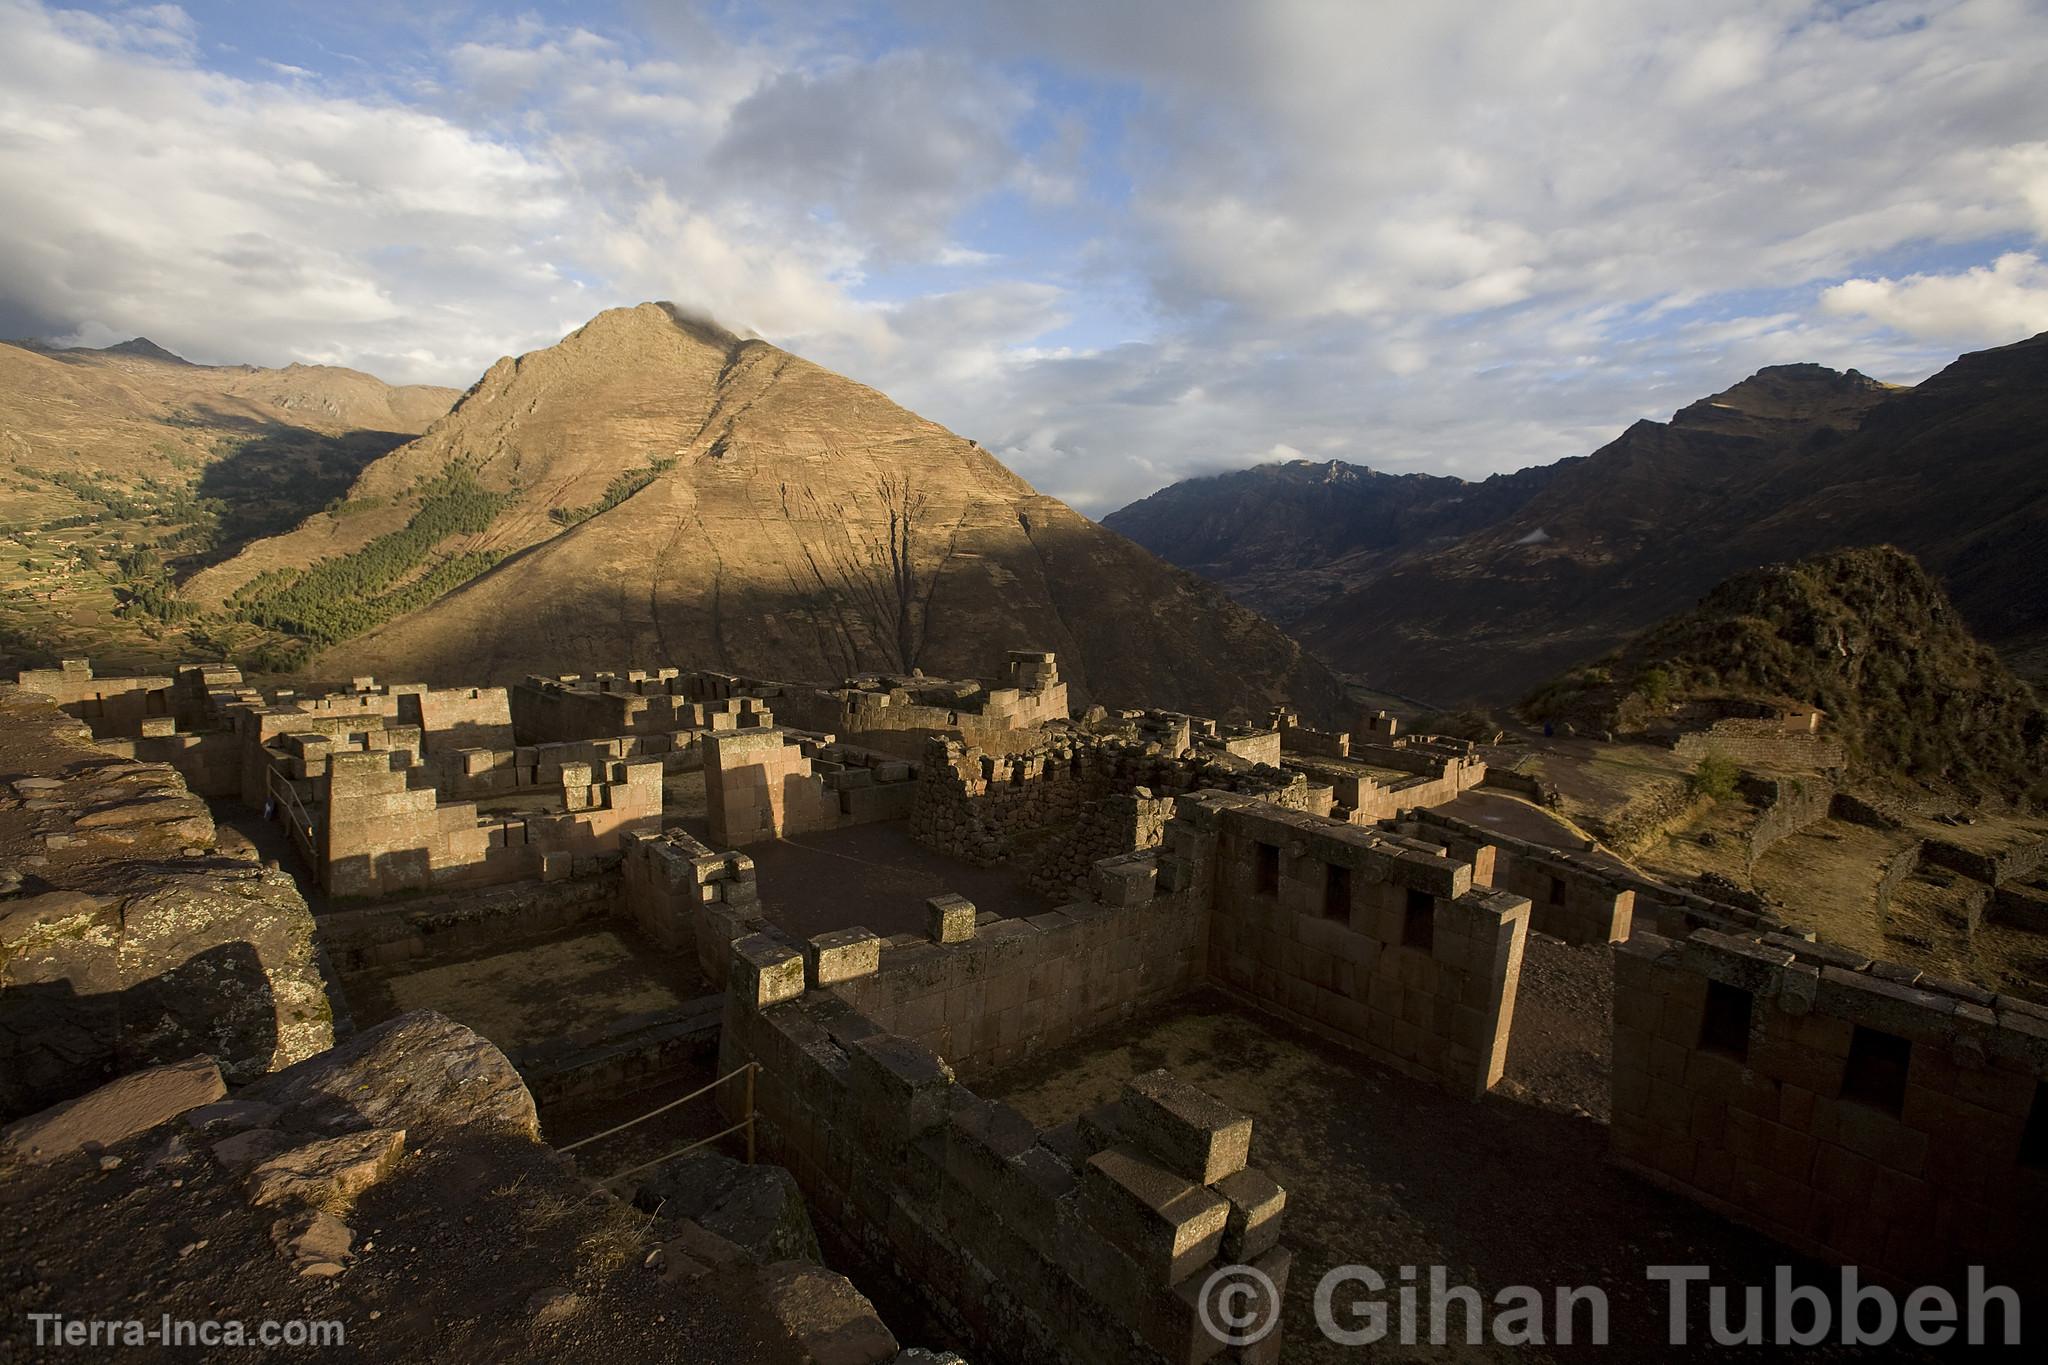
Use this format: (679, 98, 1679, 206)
(99, 337, 192, 364)
(1671, 362, 1891, 434)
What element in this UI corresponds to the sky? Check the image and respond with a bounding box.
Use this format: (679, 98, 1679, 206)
(2, 1, 2046, 515)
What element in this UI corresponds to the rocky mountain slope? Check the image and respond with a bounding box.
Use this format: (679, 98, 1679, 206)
(1524, 546, 2048, 804)
(1100, 457, 1558, 623)
(0, 338, 458, 671)
(1112, 337, 2048, 705)
(193, 303, 1343, 720)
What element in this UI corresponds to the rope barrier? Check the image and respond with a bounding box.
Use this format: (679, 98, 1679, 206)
(558, 1060, 758, 1158)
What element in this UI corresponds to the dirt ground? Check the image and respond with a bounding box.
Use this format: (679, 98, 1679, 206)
(985, 975, 1935, 1363)
(341, 923, 710, 1055)
(1749, 821, 1908, 960)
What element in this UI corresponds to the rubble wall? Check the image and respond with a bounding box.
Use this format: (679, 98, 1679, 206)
(909, 733, 1322, 869)
(1674, 722, 1847, 772)
(1741, 773, 1839, 876)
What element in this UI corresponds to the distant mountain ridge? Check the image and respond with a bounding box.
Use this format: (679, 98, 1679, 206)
(0, 335, 461, 672)
(1102, 456, 1560, 623)
(1107, 338, 2048, 704)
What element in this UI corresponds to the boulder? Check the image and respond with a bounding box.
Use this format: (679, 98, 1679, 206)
(246, 1127, 407, 1211)
(1, 1056, 224, 1164)
(243, 1010, 538, 1144)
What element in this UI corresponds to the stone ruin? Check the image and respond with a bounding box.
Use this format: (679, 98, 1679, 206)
(7, 643, 2046, 1361)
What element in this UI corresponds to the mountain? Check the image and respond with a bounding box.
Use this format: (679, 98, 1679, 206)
(0, 338, 459, 673)
(1525, 546, 2048, 804)
(192, 303, 1344, 721)
(1113, 336, 2048, 705)
(1100, 458, 1559, 623)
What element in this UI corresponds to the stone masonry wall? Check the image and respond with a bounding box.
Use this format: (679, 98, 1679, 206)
(620, 828, 767, 986)
(1200, 796, 1531, 1098)
(717, 944, 1293, 1365)
(1674, 722, 1847, 772)
(512, 672, 771, 744)
(1923, 836, 2048, 888)
(440, 730, 703, 801)
(1024, 792, 1177, 900)
(321, 751, 662, 898)
(703, 729, 916, 847)
(1404, 808, 1635, 945)
(1741, 773, 1839, 876)
(1612, 928, 2048, 1290)
(828, 867, 1208, 1081)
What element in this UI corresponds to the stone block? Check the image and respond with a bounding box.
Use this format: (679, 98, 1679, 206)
(1081, 1145, 1230, 1286)
(1213, 1167, 1286, 1261)
(730, 934, 806, 1009)
(804, 929, 882, 988)
(1118, 1069, 1253, 1186)
(927, 893, 977, 944)
(848, 1034, 954, 1142)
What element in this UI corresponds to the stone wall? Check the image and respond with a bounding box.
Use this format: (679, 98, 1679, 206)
(703, 729, 916, 847)
(1924, 836, 2048, 888)
(1285, 737, 1487, 824)
(717, 947, 1292, 1365)
(317, 877, 619, 975)
(1479, 765, 1560, 807)
(1872, 842, 1924, 932)
(1272, 707, 1351, 759)
(620, 828, 767, 986)
(1025, 792, 1177, 900)
(95, 727, 241, 798)
(1612, 928, 2048, 1289)
(830, 875, 1209, 1081)
(1992, 882, 2048, 934)
(1674, 722, 1847, 772)
(910, 732, 1326, 869)
(1740, 773, 1839, 876)
(320, 750, 663, 899)
(1402, 808, 1636, 945)
(403, 685, 516, 751)
(440, 730, 703, 801)
(512, 671, 771, 744)
(16, 659, 174, 737)
(1200, 796, 1531, 1098)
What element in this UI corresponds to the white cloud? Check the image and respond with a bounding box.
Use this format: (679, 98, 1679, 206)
(1821, 252, 2048, 341)
(2, 0, 2045, 520)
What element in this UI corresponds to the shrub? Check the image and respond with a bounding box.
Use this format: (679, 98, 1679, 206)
(1690, 751, 1741, 803)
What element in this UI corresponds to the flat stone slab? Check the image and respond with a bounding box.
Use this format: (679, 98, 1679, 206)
(1, 1057, 225, 1165)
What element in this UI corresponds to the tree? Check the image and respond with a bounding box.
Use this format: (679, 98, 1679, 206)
(847, 474, 938, 673)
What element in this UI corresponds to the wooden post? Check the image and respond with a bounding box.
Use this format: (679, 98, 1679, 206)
(743, 1063, 756, 1165)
